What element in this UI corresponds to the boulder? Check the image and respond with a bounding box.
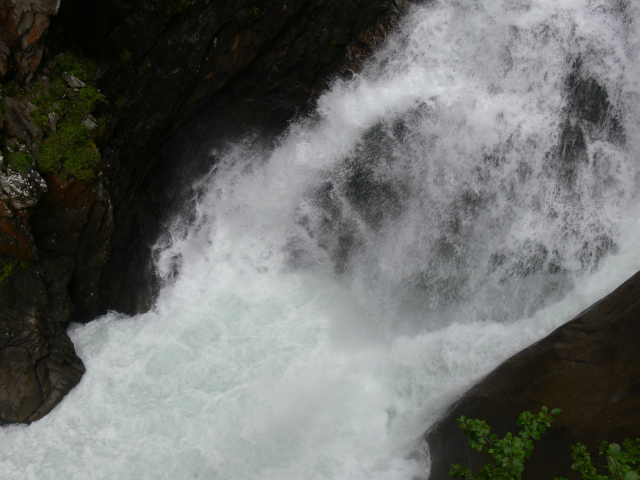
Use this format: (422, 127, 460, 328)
(426, 270, 640, 480)
(0, 263, 84, 425)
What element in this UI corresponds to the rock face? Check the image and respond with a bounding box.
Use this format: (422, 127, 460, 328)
(0, 263, 85, 424)
(426, 270, 640, 480)
(60, 0, 412, 315)
(0, 0, 411, 423)
(0, 0, 60, 83)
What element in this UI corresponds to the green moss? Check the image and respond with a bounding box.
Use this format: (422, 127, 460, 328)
(6, 151, 31, 173)
(38, 122, 100, 181)
(0, 82, 18, 99)
(165, 0, 194, 18)
(119, 48, 133, 70)
(24, 53, 106, 181)
(0, 260, 27, 284)
(251, 5, 266, 18)
(48, 52, 97, 82)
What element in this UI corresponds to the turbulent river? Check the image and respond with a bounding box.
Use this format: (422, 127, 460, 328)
(3, 0, 640, 478)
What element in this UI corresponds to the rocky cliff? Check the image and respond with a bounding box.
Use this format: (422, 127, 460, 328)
(0, 0, 411, 424)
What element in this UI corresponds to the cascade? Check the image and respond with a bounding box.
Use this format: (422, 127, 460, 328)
(1, 0, 640, 478)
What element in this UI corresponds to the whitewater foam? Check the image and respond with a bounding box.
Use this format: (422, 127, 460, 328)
(1, 0, 639, 478)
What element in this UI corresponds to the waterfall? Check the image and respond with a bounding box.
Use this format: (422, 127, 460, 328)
(2, 0, 640, 478)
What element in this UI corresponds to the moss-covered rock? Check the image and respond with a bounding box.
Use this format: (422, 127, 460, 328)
(24, 53, 107, 181)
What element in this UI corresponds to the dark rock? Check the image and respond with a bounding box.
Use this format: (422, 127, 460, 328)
(426, 270, 640, 480)
(0, 346, 41, 422)
(0, 216, 35, 258)
(1, 96, 42, 147)
(567, 58, 624, 144)
(543, 61, 625, 192)
(0, 0, 60, 83)
(0, 264, 84, 425)
(62, 0, 412, 314)
(31, 175, 113, 323)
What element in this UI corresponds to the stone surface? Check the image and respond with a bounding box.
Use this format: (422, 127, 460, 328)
(0, 171, 109, 423)
(31, 175, 113, 323)
(426, 270, 640, 480)
(1, 95, 42, 146)
(0, 263, 84, 425)
(0, 0, 60, 83)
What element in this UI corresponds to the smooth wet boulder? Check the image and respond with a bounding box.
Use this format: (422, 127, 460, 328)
(426, 270, 640, 480)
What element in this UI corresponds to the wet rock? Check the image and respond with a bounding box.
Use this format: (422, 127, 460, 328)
(567, 59, 624, 144)
(31, 175, 113, 323)
(426, 270, 640, 480)
(61, 72, 85, 89)
(0, 346, 41, 423)
(0, 0, 60, 83)
(80, 114, 98, 131)
(0, 263, 84, 425)
(0, 168, 47, 260)
(2, 96, 42, 147)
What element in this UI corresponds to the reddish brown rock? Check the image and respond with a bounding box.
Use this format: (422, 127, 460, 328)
(426, 270, 640, 480)
(1, 96, 42, 146)
(0, 0, 60, 83)
(0, 215, 34, 258)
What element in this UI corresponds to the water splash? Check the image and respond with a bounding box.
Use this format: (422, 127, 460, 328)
(1, 0, 639, 478)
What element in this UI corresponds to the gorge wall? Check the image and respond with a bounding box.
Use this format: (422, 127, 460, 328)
(0, 0, 411, 424)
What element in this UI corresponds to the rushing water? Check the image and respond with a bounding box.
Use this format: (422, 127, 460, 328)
(3, 0, 640, 478)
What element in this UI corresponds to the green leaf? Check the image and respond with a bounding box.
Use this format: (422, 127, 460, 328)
(610, 443, 621, 458)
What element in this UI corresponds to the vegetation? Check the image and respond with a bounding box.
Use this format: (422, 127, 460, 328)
(450, 406, 561, 480)
(38, 123, 101, 181)
(164, 0, 195, 18)
(0, 260, 27, 283)
(6, 151, 31, 173)
(25, 52, 106, 181)
(558, 440, 640, 480)
(450, 407, 640, 480)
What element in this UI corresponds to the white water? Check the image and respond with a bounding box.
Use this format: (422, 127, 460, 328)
(2, 0, 640, 478)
